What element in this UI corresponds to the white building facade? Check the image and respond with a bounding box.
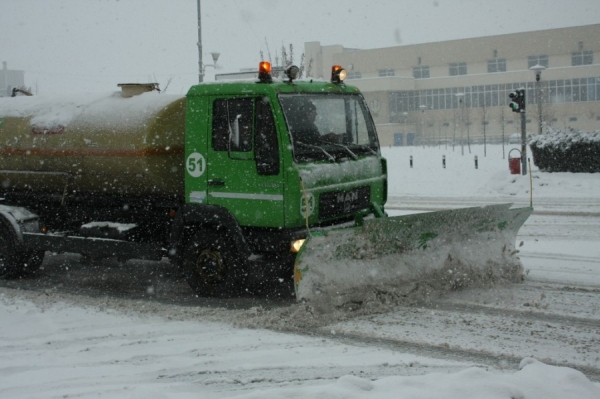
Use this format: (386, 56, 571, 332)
(305, 24, 600, 146)
(0, 62, 25, 97)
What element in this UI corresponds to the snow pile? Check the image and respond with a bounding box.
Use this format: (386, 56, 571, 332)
(238, 359, 600, 399)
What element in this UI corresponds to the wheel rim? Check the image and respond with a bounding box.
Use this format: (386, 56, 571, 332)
(194, 249, 226, 285)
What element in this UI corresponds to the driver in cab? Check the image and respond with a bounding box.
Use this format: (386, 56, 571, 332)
(287, 99, 344, 145)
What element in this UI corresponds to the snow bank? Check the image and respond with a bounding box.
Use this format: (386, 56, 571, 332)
(237, 358, 600, 399)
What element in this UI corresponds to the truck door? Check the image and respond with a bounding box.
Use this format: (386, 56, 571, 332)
(205, 96, 284, 228)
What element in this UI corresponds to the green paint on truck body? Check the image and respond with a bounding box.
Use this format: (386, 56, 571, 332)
(184, 80, 386, 230)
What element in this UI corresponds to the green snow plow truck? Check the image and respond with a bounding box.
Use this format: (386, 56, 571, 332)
(0, 62, 531, 308)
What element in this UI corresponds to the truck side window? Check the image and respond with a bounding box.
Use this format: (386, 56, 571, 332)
(255, 98, 279, 176)
(212, 98, 253, 152)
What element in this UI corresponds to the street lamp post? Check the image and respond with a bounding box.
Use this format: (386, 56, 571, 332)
(197, 0, 220, 82)
(402, 112, 408, 146)
(530, 64, 546, 135)
(455, 93, 465, 155)
(419, 105, 427, 148)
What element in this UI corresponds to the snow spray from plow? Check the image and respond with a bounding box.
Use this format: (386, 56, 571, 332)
(294, 204, 532, 311)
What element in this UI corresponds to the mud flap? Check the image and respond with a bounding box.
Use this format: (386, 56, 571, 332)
(294, 204, 532, 311)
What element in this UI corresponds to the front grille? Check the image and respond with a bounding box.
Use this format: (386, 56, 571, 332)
(319, 186, 371, 220)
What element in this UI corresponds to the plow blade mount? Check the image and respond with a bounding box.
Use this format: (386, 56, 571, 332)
(294, 203, 532, 310)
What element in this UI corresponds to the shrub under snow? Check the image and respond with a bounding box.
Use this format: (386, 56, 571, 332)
(529, 129, 600, 173)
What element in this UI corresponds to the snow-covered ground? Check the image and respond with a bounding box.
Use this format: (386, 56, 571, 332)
(1, 144, 599, 398)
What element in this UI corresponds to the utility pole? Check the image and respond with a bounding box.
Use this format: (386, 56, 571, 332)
(196, 0, 219, 83)
(530, 64, 546, 135)
(197, 0, 203, 83)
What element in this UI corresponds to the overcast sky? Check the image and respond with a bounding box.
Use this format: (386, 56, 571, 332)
(2, 0, 599, 95)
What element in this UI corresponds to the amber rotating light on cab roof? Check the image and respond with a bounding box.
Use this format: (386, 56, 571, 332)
(258, 61, 273, 83)
(331, 65, 347, 83)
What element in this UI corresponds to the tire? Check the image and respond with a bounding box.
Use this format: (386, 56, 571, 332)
(182, 231, 246, 297)
(0, 228, 28, 279)
(21, 251, 46, 275)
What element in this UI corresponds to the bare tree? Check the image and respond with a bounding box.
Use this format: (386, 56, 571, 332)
(161, 76, 174, 94)
(261, 42, 310, 78)
(464, 99, 472, 154)
(532, 80, 555, 134)
(304, 58, 313, 78)
(500, 106, 506, 159)
(263, 37, 272, 63)
(480, 102, 489, 156)
(452, 107, 458, 151)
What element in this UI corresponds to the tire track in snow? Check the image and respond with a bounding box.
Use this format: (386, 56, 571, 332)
(308, 328, 600, 382)
(307, 279, 600, 382)
(521, 252, 600, 264)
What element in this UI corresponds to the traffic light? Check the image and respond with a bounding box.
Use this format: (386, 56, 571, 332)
(508, 89, 526, 113)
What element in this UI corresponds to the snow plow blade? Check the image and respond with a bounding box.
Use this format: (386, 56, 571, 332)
(294, 203, 532, 311)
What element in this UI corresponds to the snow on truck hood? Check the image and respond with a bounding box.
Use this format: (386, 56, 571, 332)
(298, 157, 383, 190)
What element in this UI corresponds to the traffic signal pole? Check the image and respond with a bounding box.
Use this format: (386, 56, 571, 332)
(508, 88, 527, 175)
(520, 109, 527, 175)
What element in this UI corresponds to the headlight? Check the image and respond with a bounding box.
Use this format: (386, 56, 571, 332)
(290, 239, 306, 253)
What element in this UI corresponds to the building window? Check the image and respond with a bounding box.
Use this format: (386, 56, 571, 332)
(528, 55, 549, 68)
(487, 58, 506, 73)
(393, 133, 404, 146)
(569, 117, 578, 122)
(572, 51, 593, 66)
(449, 62, 467, 76)
(346, 71, 362, 80)
(378, 69, 395, 77)
(413, 66, 430, 79)
(387, 76, 600, 121)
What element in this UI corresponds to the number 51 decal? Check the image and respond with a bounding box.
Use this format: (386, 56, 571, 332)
(186, 152, 206, 178)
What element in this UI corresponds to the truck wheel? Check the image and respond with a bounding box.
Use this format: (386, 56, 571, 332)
(21, 251, 46, 274)
(0, 229, 26, 279)
(182, 231, 243, 297)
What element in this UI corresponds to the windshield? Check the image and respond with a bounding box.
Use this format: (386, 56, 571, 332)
(279, 94, 379, 162)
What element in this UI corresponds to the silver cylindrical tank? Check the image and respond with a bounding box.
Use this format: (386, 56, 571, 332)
(0, 91, 186, 197)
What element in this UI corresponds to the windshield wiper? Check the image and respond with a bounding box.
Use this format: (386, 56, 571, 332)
(322, 141, 358, 160)
(295, 141, 336, 162)
(353, 143, 378, 155)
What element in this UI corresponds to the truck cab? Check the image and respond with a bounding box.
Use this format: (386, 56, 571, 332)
(178, 64, 387, 288)
(173, 63, 387, 295)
